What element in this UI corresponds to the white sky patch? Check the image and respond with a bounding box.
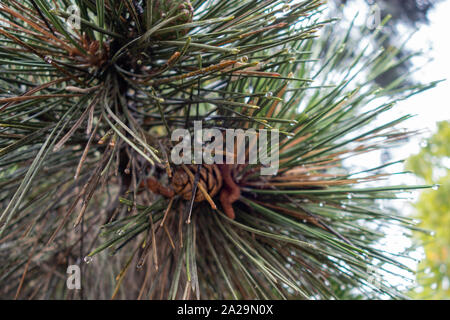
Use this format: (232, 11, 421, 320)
(325, 0, 450, 296)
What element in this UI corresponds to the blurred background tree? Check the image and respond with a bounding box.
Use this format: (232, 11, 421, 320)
(406, 121, 450, 299)
(330, 0, 448, 300)
(333, 0, 441, 88)
(336, 0, 438, 25)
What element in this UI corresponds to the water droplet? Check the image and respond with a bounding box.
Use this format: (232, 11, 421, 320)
(265, 91, 273, 98)
(44, 56, 52, 64)
(373, 88, 383, 95)
(84, 256, 93, 264)
(340, 285, 346, 290)
(337, 44, 345, 54)
(302, 219, 307, 223)
(430, 231, 436, 237)
(347, 193, 353, 199)
(240, 56, 248, 63)
(432, 184, 440, 191)
(341, 204, 347, 209)
(442, 277, 450, 290)
(288, 57, 296, 64)
(319, 202, 324, 207)
(117, 229, 125, 236)
(420, 140, 428, 148)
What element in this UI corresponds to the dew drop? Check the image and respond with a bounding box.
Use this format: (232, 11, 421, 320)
(319, 202, 324, 207)
(288, 57, 296, 64)
(265, 91, 273, 98)
(44, 56, 52, 64)
(347, 193, 353, 199)
(420, 140, 428, 148)
(373, 88, 383, 95)
(117, 229, 125, 236)
(240, 56, 249, 63)
(84, 256, 93, 264)
(432, 184, 440, 191)
(442, 277, 450, 291)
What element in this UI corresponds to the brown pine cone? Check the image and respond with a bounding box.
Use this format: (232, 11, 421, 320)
(171, 164, 222, 202)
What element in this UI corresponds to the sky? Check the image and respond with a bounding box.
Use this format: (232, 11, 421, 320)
(341, 0, 450, 152)
(331, 0, 450, 295)
(333, 0, 450, 189)
(391, 0, 450, 295)
(393, 0, 450, 160)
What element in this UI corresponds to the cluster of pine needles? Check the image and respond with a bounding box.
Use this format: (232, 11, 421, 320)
(0, 0, 440, 299)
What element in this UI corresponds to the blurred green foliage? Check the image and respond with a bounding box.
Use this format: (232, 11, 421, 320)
(406, 121, 450, 299)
